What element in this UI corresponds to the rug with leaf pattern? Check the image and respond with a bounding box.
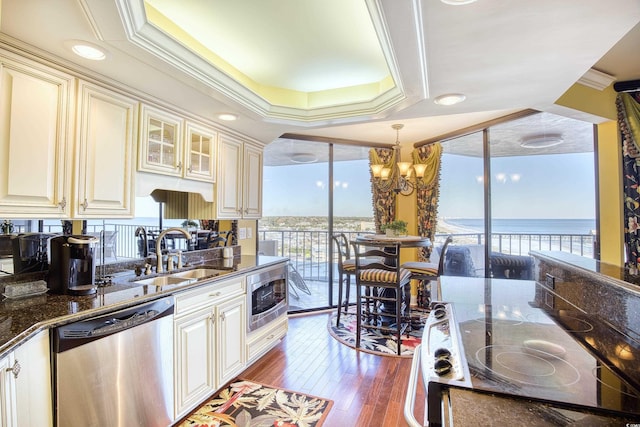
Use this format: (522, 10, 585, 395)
(177, 379, 333, 427)
(328, 306, 428, 358)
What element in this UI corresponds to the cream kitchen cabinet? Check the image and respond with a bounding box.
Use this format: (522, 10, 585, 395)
(0, 351, 16, 427)
(0, 50, 74, 218)
(215, 295, 246, 386)
(139, 104, 217, 183)
(173, 305, 215, 417)
(73, 80, 138, 218)
(173, 276, 246, 419)
(216, 134, 263, 219)
(0, 330, 52, 427)
(184, 121, 217, 183)
(246, 313, 288, 364)
(138, 103, 183, 177)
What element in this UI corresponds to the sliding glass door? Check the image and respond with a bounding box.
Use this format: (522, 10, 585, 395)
(436, 111, 596, 280)
(260, 140, 374, 312)
(438, 132, 486, 277)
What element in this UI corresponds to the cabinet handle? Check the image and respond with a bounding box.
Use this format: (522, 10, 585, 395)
(177, 161, 183, 171)
(220, 312, 226, 321)
(209, 314, 215, 325)
(58, 197, 67, 210)
(209, 292, 222, 297)
(187, 164, 193, 173)
(6, 360, 20, 379)
(266, 334, 275, 340)
(81, 198, 89, 210)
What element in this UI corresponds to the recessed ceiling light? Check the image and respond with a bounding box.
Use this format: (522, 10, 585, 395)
(290, 153, 317, 164)
(520, 134, 564, 148)
(66, 40, 107, 60)
(441, 0, 478, 5)
(218, 113, 238, 121)
(434, 93, 466, 106)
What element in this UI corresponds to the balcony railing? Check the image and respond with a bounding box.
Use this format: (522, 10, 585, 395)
(258, 229, 595, 282)
(5, 224, 595, 279)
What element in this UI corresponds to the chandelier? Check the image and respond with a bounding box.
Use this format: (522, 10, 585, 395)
(370, 124, 427, 196)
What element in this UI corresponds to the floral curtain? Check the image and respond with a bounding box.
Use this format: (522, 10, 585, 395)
(369, 148, 396, 232)
(618, 91, 640, 268)
(413, 143, 443, 261)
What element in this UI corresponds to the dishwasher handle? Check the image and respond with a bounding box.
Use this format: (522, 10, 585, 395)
(53, 296, 174, 353)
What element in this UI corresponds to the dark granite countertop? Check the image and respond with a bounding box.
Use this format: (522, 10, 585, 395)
(530, 250, 640, 294)
(0, 254, 287, 358)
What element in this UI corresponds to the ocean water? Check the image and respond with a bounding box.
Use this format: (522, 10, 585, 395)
(443, 218, 596, 235)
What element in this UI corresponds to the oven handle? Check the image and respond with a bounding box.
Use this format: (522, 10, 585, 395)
(404, 344, 423, 427)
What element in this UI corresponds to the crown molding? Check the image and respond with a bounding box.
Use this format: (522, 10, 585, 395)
(578, 68, 616, 91)
(105, 0, 427, 125)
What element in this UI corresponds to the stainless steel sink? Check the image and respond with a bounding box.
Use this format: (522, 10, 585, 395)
(169, 268, 224, 280)
(133, 276, 192, 287)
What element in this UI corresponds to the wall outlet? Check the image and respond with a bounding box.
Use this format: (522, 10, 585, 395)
(545, 273, 555, 289)
(246, 227, 252, 239)
(238, 227, 247, 239)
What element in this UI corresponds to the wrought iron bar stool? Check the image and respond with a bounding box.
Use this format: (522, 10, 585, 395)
(352, 240, 412, 355)
(332, 233, 355, 326)
(333, 233, 376, 326)
(401, 235, 452, 308)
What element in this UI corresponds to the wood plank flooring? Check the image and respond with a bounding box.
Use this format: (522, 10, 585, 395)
(240, 311, 426, 426)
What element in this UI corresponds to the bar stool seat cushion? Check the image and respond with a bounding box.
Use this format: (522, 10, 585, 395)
(343, 259, 356, 272)
(401, 261, 438, 277)
(360, 268, 412, 284)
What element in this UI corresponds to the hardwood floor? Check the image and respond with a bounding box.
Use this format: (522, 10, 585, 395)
(240, 311, 426, 426)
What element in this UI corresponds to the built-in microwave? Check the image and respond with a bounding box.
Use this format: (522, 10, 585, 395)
(246, 263, 288, 332)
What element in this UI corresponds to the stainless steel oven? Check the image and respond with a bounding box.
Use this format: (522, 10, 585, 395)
(247, 263, 288, 332)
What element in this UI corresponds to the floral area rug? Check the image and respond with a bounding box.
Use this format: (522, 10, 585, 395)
(328, 306, 428, 358)
(177, 379, 333, 427)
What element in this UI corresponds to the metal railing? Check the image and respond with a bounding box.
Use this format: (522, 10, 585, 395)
(6, 224, 596, 276)
(258, 229, 596, 282)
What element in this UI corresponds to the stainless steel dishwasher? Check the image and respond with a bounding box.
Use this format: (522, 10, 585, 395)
(52, 296, 174, 427)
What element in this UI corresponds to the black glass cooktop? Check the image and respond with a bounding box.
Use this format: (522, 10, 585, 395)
(438, 277, 640, 418)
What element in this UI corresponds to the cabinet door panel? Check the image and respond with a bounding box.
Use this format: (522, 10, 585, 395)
(139, 104, 183, 176)
(243, 144, 263, 219)
(174, 310, 215, 418)
(0, 59, 72, 217)
(184, 121, 216, 182)
(75, 81, 137, 217)
(0, 353, 16, 427)
(217, 296, 245, 386)
(14, 330, 52, 427)
(216, 135, 243, 218)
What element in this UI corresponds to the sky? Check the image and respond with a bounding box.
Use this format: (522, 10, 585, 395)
(129, 148, 597, 220)
(262, 152, 596, 219)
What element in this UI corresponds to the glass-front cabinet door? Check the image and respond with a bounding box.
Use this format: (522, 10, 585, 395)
(138, 104, 183, 177)
(184, 121, 216, 182)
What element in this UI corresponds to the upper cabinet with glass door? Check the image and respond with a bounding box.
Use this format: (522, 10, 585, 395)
(184, 121, 216, 183)
(138, 103, 216, 183)
(138, 104, 183, 177)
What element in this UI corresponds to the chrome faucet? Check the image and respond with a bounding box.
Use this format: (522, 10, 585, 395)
(135, 226, 148, 257)
(155, 227, 191, 273)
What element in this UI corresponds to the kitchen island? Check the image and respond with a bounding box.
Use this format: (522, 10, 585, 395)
(406, 274, 640, 425)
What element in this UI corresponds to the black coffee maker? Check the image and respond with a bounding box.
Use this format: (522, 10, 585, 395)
(12, 233, 57, 274)
(48, 235, 99, 295)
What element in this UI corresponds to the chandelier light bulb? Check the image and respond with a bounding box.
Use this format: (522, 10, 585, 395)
(413, 163, 428, 178)
(371, 164, 384, 178)
(380, 168, 391, 180)
(397, 162, 412, 177)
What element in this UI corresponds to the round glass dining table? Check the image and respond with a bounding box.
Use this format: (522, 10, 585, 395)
(352, 234, 432, 248)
